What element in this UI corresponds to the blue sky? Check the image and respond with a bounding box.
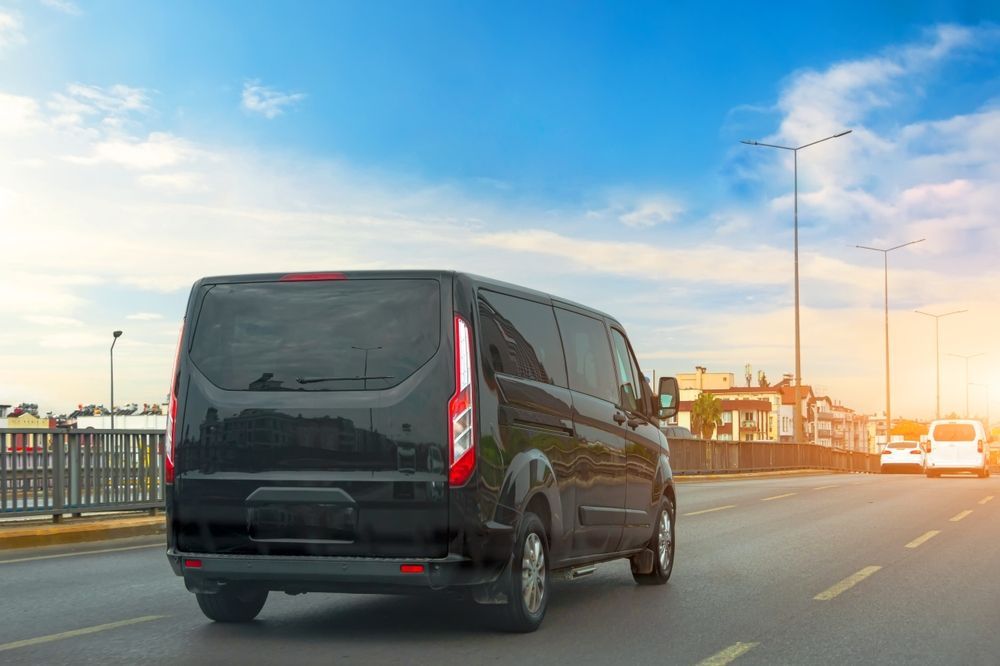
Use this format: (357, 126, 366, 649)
(1, 1, 999, 417)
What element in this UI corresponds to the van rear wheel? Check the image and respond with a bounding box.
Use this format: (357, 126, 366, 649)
(499, 511, 549, 633)
(196, 588, 268, 623)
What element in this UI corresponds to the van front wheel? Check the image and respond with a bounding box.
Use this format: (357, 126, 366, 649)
(633, 496, 675, 585)
(499, 512, 549, 633)
(196, 588, 268, 623)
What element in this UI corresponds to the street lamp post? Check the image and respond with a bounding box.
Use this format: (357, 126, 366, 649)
(741, 129, 852, 444)
(947, 352, 985, 418)
(914, 309, 967, 419)
(110, 330, 123, 430)
(855, 239, 925, 445)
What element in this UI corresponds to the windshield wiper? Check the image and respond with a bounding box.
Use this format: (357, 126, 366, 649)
(295, 375, 395, 385)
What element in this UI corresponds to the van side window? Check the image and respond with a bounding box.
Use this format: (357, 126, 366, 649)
(610, 328, 641, 413)
(554, 309, 618, 404)
(478, 291, 568, 388)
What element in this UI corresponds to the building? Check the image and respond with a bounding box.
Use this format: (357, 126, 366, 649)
(76, 414, 168, 430)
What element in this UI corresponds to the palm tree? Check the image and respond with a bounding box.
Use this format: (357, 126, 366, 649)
(691, 392, 723, 439)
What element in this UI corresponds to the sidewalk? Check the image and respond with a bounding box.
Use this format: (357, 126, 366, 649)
(0, 513, 165, 550)
(673, 468, 847, 482)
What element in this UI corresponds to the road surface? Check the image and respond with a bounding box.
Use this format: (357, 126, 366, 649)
(2, 472, 998, 665)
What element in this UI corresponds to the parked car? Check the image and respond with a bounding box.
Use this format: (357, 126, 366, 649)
(925, 419, 990, 478)
(661, 425, 696, 441)
(879, 440, 925, 473)
(165, 270, 680, 632)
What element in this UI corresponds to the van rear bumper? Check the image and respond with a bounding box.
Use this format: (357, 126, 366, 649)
(167, 549, 506, 594)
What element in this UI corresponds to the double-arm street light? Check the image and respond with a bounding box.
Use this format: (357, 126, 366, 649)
(110, 330, 123, 430)
(741, 129, 852, 443)
(947, 352, 985, 418)
(855, 239, 925, 443)
(914, 309, 967, 419)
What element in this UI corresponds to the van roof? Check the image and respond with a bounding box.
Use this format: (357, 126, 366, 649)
(193, 270, 622, 327)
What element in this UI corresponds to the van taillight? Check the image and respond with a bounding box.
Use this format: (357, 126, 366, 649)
(448, 314, 475, 486)
(164, 321, 184, 484)
(978, 439, 984, 453)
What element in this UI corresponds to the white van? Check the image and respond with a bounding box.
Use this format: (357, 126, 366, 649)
(925, 419, 990, 478)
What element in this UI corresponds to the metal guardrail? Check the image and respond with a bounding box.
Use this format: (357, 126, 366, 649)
(0, 428, 164, 521)
(669, 439, 881, 474)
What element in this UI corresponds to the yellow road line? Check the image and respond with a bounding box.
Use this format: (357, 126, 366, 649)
(813, 484, 838, 490)
(979, 496, 994, 505)
(684, 504, 737, 517)
(0, 615, 166, 652)
(761, 492, 796, 501)
(814, 566, 882, 601)
(905, 530, 941, 549)
(950, 510, 973, 522)
(0, 543, 162, 565)
(696, 642, 760, 666)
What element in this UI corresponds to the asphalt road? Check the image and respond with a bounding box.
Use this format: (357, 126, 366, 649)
(2, 472, 999, 665)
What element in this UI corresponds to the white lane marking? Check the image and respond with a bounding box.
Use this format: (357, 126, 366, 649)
(813, 484, 838, 490)
(0, 543, 162, 565)
(905, 530, 941, 549)
(0, 615, 166, 652)
(761, 492, 796, 502)
(696, 642, 760, 666)
(950, 510, 973, 522)
(683, 504, 737, 517)
(814, 566, 882, 601)
(979, 495, 994, 505)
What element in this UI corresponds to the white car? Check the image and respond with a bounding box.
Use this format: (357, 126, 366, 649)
(925, 419, 990, 478)
(880, 440, 926, 473)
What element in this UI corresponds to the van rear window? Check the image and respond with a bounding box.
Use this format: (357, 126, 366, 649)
(190, 279, 440, 391)
(932, 424, 977, 441)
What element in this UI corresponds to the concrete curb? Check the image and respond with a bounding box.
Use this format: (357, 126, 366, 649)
(674, 469, 850, 483)
(0, 516, 165, 550)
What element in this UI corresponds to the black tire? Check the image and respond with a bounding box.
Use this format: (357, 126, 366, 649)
(196, 588, 268, 623)
(633, 496, 675, 585)
(499, 511, 549, 633)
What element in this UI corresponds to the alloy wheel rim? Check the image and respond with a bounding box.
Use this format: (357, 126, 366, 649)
(521, 532, 545, 614)
(658, 511, 672, 571)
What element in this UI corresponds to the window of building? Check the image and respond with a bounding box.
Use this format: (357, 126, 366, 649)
(722, 412, 732, 424)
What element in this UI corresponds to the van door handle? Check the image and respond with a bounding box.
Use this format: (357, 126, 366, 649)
(626, 417, 644, 430)
(613, 412, 627, 425)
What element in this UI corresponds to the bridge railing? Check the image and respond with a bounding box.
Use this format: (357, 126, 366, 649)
(669, 439, 880, 475)
(0, 429, 164, 520)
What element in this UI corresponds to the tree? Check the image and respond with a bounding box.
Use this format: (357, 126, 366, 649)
(890, 419, 928, 439)
(691, 392, 724, 439)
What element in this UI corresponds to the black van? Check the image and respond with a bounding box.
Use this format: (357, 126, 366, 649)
(165, 271, 680, 632)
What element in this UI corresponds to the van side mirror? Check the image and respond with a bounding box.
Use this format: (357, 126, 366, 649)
(657, 376, 679, 420)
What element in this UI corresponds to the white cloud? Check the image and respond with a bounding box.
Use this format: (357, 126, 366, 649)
(241, 80, 306, 119)
(619, 196, 684, 228)
(48, 83, 150, 130)
(138, 171, 207, 192)
(126, 312, 164, 321)
(41, 0, 82, 15)
(23, 315, 84, 327)
(0, 92, 41, 133)
(0, 11, 24, 52)
(64, 132, 197, 170)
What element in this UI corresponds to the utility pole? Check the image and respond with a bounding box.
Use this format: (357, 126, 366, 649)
(915, 309, 966, 419)
(110, 330, 123, 430)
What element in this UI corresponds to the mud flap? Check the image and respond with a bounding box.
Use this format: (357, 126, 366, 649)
(630, 548, 655, 575)
(472, 559, 511, 605)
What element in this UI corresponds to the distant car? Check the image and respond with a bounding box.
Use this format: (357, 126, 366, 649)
(925, 419, 990, 478)
(880, 440, 925, 473)
(662, 425, 696, 440)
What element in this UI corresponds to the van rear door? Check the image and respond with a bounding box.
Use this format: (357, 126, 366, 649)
(931, 422, 979, 466)
(171, 274, 452, 558)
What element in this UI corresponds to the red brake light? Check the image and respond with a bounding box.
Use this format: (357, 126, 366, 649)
(910, 450, 922, 455)
(978, 439, 984, 453)
(164, 320, 184, 484)
(448, 314, 475, 487)
(400, 564, 425, 574)
(279, 272, 347, 282)
(184, 559, 202, 569)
